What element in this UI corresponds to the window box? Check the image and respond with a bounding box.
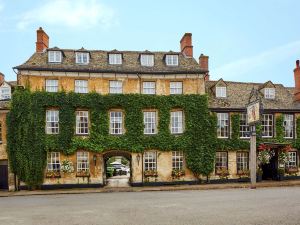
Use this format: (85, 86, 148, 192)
(216, 168, 229, 179)
(171, 169, 185, 179)
(286, 167, 298, 175)
(76, 170, 90, 177)
(45, 171, 61, 178)
(144, 170, 158, 177)
(237, 169, 250, 177)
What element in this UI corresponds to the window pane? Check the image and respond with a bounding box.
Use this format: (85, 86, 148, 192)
(110, 111, 123, 134)
(217, 113, 229, 138)
(77, 152, 89, 171)
(76, 111, 89, 134)
(144, 112, 156, 134)
(215, 152, 228, 172)
(216, 87, 226, 98)
(166, 55, 178, 66)
(172, 151, 184, 170)
(141, 54, 154, 67)
(109, 81, 123, 94)
(144, 151, 156, 171)
(283, 114, 294, 138)
(143, 82, 156, 94)
(47, 152, 60, 172)
(262, 114, 273, 137)
(109, 54, 122, 65)
(75, 80, 88, 93)
(171, 111, 183, 134)
(237, 152, 249, 171)
(170, 82, 183, 95)
(46, 110, 59, 134)
(45, 80, 58, 92)
(240, 113, 250, 138)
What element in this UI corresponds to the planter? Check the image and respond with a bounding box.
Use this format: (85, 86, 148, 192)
(45, 171, 61, 179)
(256, 174, 262, 182)
(76, 171, 90, 178)
(277, 174, 284, 181)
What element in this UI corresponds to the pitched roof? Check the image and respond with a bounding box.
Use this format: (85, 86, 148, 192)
(14, 49, 207, 74)
(206, 80, 300, 111)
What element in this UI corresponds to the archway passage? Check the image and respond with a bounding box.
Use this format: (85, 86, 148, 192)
(103, 150, 132, 188)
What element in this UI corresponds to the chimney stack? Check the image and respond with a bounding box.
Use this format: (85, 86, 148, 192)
(0, 72, 4, 85)
(180, 33, 193, 58)
(199, 54, 209, 71)
(294, 60, 300, 101)
(36, 27, 49, 53)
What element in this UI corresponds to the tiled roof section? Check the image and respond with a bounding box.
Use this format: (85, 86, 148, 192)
(14, 49, 206, 74)
(206, 80, 300, 110)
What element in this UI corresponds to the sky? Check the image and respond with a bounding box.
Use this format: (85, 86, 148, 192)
(0, 0, 299, 86)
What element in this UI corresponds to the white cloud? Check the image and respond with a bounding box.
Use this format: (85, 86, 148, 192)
(17, 0, 116, 30)
(211, 40, 300, 81)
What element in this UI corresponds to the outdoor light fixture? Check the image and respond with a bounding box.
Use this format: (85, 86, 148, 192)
(93, 154, 97, 166)
(136, 154, 141, 166)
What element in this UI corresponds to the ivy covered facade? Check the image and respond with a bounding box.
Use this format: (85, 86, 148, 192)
(1, 28, 300, 190)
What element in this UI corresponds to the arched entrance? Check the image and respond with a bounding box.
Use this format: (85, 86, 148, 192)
(102, 150, 132, 187)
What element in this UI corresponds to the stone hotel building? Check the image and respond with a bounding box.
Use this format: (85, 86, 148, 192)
(0, 28, 299, 190)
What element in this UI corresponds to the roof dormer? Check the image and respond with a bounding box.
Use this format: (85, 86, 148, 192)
(75, 48, 90, 65)
(212, 79, 227, 98)
(260, 81, 276, 99)
(165, 52, 179, 66)
(47, 47, 64, 63)
(108, 50, 123, 65)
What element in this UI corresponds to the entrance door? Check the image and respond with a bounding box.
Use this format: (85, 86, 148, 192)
(0, 163, 8, 189)
(262, 155, 278, 180)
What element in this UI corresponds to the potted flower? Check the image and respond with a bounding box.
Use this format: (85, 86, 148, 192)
(217, 167, 229, 180)
(61, 159, 74, 173)
(144, 170, 158, 177)
(171, 169, 185, 179)
(256, 167, 263, 182)
(277, 168, 285, 181)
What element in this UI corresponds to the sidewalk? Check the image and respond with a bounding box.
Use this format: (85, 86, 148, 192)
(1, 180, 300, 197)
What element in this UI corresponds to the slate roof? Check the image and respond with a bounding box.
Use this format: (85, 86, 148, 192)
(206, 80, 300, 111)
(14, 49, 207, 74)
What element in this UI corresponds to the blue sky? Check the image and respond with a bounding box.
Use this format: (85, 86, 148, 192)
(0, 0, 299, 86)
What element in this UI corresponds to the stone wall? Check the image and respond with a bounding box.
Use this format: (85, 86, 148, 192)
(18, 71, 205, 95)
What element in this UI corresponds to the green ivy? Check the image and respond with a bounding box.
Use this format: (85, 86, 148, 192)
(7, 89, 217, 187)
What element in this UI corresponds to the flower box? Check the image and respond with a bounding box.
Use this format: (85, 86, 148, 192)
(45, 171, 61, 178)
(76, 171, 90, 177)
(237, 169, 250, 177)
(171, 169, 185, 179)
(216, 168, 229, 179)
(286, 167, 298, 175)
(144, 170, 158, 177)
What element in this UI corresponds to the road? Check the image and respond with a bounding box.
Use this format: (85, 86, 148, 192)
(0, 187, 299, 225)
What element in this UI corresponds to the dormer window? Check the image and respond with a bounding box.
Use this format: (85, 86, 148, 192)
(109, 54, 122, 65)
(165, 55, 178, 66)
(76, 52, 89, 64)
(0, 82, 11, 100)
(216, 86, 227, 98)
(264, 88, 275, 99)
(48, 51, 62, 63)
(141, 54, 154, 67)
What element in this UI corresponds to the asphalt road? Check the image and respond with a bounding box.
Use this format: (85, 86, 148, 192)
(0, 187, 299, 225)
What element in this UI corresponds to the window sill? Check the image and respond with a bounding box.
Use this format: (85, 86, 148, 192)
(75, 134, 89, 136)
(217, 137, 229, 139)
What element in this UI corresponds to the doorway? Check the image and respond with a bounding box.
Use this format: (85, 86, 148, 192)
(262, 153, 278, 180)
(0, 160, 8, 190)
(103, 151, 132, 188)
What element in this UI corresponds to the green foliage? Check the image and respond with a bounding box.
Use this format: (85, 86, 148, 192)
(275, 115, 284, 142)
(7, 89, 217, 187)
(231, 114, 240, 140)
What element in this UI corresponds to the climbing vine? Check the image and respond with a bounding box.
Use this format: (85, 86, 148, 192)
(7, 89, 217, 187)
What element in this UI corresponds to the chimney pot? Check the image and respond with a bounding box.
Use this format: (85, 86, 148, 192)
(36, 27, 49, 53)
(180, 33, 193, 58)
(296, 60, 299, 68)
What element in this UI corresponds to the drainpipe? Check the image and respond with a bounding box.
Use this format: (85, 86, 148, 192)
(141, 153, 144, 185)
(137, 73, 141, 94)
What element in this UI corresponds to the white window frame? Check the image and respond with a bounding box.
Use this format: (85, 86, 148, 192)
(140, 54, 154, 67)
(143, 82, 156, 95)
(216, 86, 227, 98)
(144, 151, 156, 171)
(47, 152, 60, 172)
(172, 151, 184, 170)
(171, 111, 183, 134)
(48, 51, 62, 63)
(110, 111, 123, 135)
(170, 82, 183, 95)
(76, 52, 89, 64)
(262, 114, 273, 138)
(240, 113, 250, 138)
(109, 81, 123, 94)
(264, 88, 275, 99)
(237, 152, 249, 172)
(75, 80, 88, 94)
(46, 110, 59, 134)
(76, 111, 89, 135)
(217, 113, 229, 138)
(109, 53, 122, 65)
(45, 79, 58, 92)
(165, 55, 179, 66)
(77, 152, 89, 172)
(144, 111, 157, 134)
(286, 152, 297, 168)
(215, 152, 228, 172)
(283, 114, 294, 139)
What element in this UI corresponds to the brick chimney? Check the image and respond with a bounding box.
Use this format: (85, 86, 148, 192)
(0, 72, 4, 85)
(199, 54, 209, 71)
(36, 27, 49, 53)
(294, 60, 300, 101)
(180, 33, 193, 58)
